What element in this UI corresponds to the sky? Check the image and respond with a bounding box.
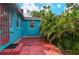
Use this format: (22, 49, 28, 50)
(21, 3, 66, 16)
(35, 3, 66, 15)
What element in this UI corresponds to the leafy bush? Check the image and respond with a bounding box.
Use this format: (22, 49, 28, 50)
(31, 4, 79, 55)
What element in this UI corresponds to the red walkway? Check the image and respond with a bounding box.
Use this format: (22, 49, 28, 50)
(19, 37, 63, 55)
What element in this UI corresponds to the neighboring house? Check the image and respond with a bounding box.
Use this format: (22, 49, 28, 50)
(0, 4, 41, 51)
(22, 17, 40, 36)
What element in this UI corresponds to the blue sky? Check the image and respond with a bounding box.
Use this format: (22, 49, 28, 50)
(51, 3, 66, 15)
(34, 3, 66, 15)
(21, 3, 66, 16)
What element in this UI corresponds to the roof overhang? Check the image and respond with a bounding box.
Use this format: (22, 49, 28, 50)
(11, 4, 25, 19)
(3, 3, 25, 19)
(24, 17, 41, 21)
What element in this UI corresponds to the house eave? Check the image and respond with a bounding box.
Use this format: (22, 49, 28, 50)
(11, 4, 25, 19)
(3, 3, 25, 19)
(24, 17, 41, 21)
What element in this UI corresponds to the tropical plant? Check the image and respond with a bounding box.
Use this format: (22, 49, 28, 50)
(31, 4, 79, 55)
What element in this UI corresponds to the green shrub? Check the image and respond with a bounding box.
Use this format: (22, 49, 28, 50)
(31, 5, 79, 55)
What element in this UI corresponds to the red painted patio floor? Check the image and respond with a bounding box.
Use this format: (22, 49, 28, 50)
(19, 37, 63, 55)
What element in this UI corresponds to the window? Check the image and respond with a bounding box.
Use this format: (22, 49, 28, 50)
(30, 20, 34, 28)
(9, 12, 12, 28)
(16, 13, 18, 28)
(16, 13, 21, 28)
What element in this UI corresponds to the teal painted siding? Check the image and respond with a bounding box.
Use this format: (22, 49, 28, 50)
(0, 17, 40, 51)
(22, 19, 40, 36)
(9, 11, 22, 42)
(0, 8, 23, 51)
(0, 4, 40, 51)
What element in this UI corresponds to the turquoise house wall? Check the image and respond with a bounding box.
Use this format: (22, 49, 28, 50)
(22, 19, 40, 36)
(0, 8, 23, 51)
(0, 4, 41, 51)
(0, 17, 41, 51)
(9, 10, 22, 43)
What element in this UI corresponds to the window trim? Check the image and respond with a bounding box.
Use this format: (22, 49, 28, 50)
(9, 12, 12, 29)
(16, 13, 21, 29)
(29, 20, 34, 29)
